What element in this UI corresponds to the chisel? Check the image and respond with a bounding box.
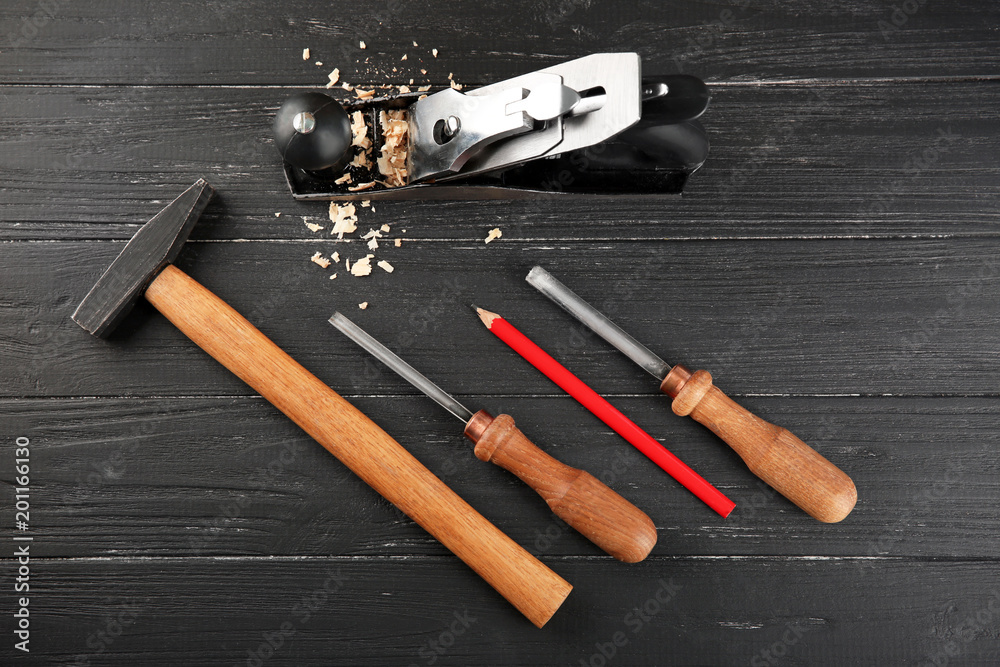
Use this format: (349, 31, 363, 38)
(329, 312, 658, 563)
(526, 266, 857, 523)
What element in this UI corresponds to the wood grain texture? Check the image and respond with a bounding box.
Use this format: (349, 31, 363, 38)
(1, 395, 995, 559)
(470, 412, 657, 563)
(2, 0, 1000, 662)
(4, 238, 1000, 397)
(1, 81, 997, 242)
(15, 557, 1000, 665)
(1, 0, 998, 84)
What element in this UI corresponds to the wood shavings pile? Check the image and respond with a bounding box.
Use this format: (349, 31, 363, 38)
(377, 110, 408, 187)
(329, 202, 358, 238)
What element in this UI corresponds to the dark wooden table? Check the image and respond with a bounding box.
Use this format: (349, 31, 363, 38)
(2, 2, 999, 665)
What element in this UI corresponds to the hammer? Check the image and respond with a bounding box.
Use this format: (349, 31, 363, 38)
(72, 180, 572, 627)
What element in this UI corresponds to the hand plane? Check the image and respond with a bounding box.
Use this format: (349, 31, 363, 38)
(272, 53, 710, 201)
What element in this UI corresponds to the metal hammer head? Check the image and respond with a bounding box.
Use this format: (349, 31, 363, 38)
(72, 179, 215, 337)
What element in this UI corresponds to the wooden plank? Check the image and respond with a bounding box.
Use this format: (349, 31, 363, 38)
(1, 0, 998, 84)
(2, 237, 999, 397)
(11, 556, 1000, 665)
(0, 81, 997, 241)
(1, 395, 997, 558)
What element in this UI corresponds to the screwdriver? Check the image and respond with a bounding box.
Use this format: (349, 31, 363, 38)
(526, 266, 857, 523)
(329, 312, 658, 563)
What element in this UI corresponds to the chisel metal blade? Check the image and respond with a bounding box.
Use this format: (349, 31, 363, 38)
(329, 312, 475, 423)
(526, 266, 673, 380)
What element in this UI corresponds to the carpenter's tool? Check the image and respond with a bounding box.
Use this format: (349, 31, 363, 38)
(70, 180, 573, 628)
(525, 266, 857, 523)
(474, 307, 735, 518)
(329, 312, 658, 563)
(272, 53, 711, 200)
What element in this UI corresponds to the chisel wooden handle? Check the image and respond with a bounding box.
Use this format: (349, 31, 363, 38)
(465, 411, 657, 563)
(662, 366, 856, 523)
(144, 265, 572, 627)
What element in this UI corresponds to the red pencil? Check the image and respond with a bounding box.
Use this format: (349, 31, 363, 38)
(476, 307, 735, 518)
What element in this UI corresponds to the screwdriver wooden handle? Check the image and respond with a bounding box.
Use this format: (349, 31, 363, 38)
(662, 367, 856, 523)
(465, 411, 657, 563)
(144, 265, 572, 627)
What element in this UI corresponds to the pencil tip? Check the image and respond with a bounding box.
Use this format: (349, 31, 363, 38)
(475, 307, 499, 328)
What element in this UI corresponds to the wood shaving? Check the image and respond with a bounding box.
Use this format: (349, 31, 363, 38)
(329, 202, 358, 238)
(359, 302, 368, 309)
(305, 222, 324, 233)
(332, 251, 340, 262)
(360, 41, 366, 49)
(413, 41, 418, 47)
(334, 173, 353, 184)
(485, 227, 502, 244)
(450, 79, 462, 91)
(302, 48, 310, 61)
(348, 181, 378, 191)
(380, 224, 390, 232)
(401, 54, 407, 61)
(341, 82, 353, 91)
(316, 61, 323, 67)
(377, 109, 408, 187)
(361, 200, 372, 208)
(350, 152, 371, 169)
(398, 85, 411, 94)
(418, 85, 431, 92)
(362, 227, 383, 251)
(325, 68, 340, 88)
(409, 78, 414, 85)
(394, 238, 402, 247)
(420, 69, 427, 75)
(355, 88, 375, 100)
(310, 252, 331, 268)
(432, 48, 438, 57)
(350, 111, 369, 149)
(350, 255, 374, 277)
(329, 273, 337, 280)
(377, 260, 394, 273)
(275, 212, 281, 217)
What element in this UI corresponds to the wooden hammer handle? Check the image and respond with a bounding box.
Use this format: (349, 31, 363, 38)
(665, 368, 856, 523)
(470, 413, 657, 563)
(144, 265, 571, 627)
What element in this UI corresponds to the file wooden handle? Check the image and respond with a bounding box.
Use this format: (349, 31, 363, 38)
(664, 367, 856, 523)
(466, 411, 657, 563)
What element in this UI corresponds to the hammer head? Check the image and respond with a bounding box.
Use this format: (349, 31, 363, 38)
(72, 179, 215, 337)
